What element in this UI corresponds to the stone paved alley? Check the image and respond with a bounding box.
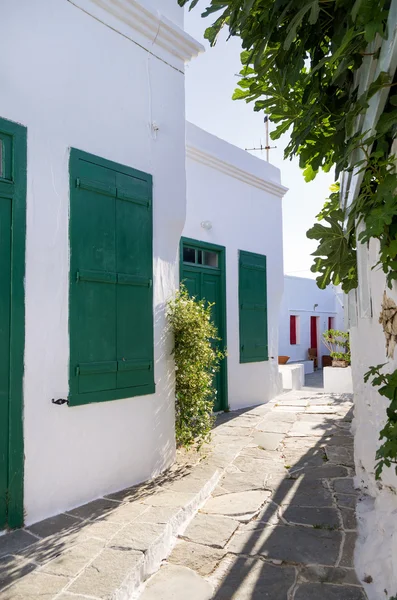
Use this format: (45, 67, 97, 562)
(0, 378, 366, 599)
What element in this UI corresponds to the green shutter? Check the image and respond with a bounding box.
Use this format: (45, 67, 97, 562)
(69, 149, 154, 406)
(239, 250, 268, 363)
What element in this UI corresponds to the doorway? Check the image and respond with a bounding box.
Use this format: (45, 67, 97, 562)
(0, 117, 26, 528)
(180, 238, 227, 412)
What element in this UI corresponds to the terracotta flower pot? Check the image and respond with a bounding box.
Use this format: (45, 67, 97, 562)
(278, 356, 290, 365)
(332, 359, 349, 368)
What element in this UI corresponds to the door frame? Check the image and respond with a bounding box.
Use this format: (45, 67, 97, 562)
(0, 117, 26, 528)
(179, 237, 228, 411)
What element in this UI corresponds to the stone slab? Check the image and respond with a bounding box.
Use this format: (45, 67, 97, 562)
(0, 530, 37, 559)
(339, 532, 357, 568)
(41, 537, 104, 577)
(142, 491, 195, 508)
(227, 525, 342, 565)
(26, 513, 81, 539)
(256, 421, 293, 434)
(202, 491, 270, 521)
(332, 479, 357, 495)
(282, 506, 340, 528)
(217, 471, 267, 493)
(340, 508, 357, 531)
(253, 432, 284, 451)
(68, 547, 143, 597)
(299, 565, 361, 586)
(295, 583, 366, 599)
(168, 541, 225, 577)
(0, 572, 69, 600)
(110, 522, 166, 552)
(325, 446, 355, 467)
(0, 556, 36, 591)
(140, 565, 213, 600)
(211, 556, 296, 600)
(182, 514, 239, 548)
(272, 479, 334, 507)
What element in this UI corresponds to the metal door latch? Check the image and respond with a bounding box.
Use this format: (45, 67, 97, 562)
(52, 398, 69, 406)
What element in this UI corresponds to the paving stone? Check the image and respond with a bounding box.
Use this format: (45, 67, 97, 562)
(289, 465, 349, 481)
(0, 572, 69, 599)
(0, 530, 37, 559)
(239, 447, 280, 460)
(168, 540, 225, 577)
(295, 583, 366, 599)
(325, 446, 355, 467)
(215, 426, 255, 438)
(41, 537, 104, 577)
(211, 556, 296, 599)
(110, 522, 166, 552)
(256, 420, 293, 434)
(183, 514, 239, 548)
(140, 564, 213, 600)
(94, 500, 148, 524)
(335, 494, 357, 509)
(0, 555, 36, 591)
(265, 411, 298, 423)
(324, 435, 354, 447)
(26, 513, 81, 539)
(332, 478, 357, 495)
(68, 546, 143, 597)
(272, 405, 303, 413)
(289, 420, 336, 437)
(142, 491, 196, 508)
(134, 506, 181, 524)
(253, 432, 284, 451)
(162, 475, 209, 494)
(227, 525, 342, 565)
(299, 565, 361, 586)
(233, 456, 285, 475)
(272, 479, 334, 507)
(282, 506, 340, 528)
(202, 491, 270, 521)
(339, 532, 357, 568)
(106, 482, 161, 503)
(340, 508, 357, 530)
(217, 471, 266, 493)
(243, 502, 282, 529)
(67, 497, 122, 521)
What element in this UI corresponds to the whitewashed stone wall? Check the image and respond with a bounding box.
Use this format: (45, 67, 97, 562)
(184, 123, 287, 409)
(0, 0, 202, 525)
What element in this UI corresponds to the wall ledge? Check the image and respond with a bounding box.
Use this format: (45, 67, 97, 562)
(68, 0, 204, 67)
(186, 144, 289, 197)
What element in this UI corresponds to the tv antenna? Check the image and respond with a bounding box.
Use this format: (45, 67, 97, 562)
(245, 116, 276, 162)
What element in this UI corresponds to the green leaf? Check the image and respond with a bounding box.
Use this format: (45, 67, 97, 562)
(284, 3, 315, 50)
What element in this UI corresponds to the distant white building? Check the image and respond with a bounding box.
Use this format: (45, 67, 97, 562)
(278, 276, 345, 369)
(183, 123, 287, 410)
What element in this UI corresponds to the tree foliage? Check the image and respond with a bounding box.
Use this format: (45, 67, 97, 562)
(177, 0, 397, 477)
(167, 287, 225, 448)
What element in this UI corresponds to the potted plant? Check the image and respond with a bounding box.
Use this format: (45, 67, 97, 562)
(322, 330, 350, 367)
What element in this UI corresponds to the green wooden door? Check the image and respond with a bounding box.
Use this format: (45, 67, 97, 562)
(0, 196, 11, 527)
(0, 118, 26, 529)
(180, 239, 227, 412)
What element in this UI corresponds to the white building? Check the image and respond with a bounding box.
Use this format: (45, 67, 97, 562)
(183, 123, 287, 410)
(0, 0, 287, 530)
(0, 0, 203, 528)
(278, 276, 345, 369)
(342, 3, 397, 597)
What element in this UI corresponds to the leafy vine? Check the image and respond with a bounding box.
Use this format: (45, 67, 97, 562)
(178, 0, 397, 477)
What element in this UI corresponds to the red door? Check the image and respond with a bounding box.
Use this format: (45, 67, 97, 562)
(310, 316, 318, 350)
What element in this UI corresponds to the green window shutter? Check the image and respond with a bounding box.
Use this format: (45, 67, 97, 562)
(239, 250, 268, 363)
(69, 150, 154, 406)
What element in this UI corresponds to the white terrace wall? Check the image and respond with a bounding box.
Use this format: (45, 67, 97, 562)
(184, 122, 287, 410)
(1, 0, 202, 525)
(341, 3, 397, 596)
(278, 276, 345, 366)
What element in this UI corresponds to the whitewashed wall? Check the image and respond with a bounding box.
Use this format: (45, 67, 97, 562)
(184, 123, 287, 410)
(1, 0, 201, 525)
(278, 276, 345, 366)
(339, 3, 397, 596)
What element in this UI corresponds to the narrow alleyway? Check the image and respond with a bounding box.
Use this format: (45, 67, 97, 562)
(140, 381, 366, 600)
(0, 379, 365, 599)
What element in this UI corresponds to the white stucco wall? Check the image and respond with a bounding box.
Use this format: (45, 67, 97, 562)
(184, 123, 286, 410)
(278, 276, 345, 366)
(1, 0, 197, 525)
(350, 239, 397, 600)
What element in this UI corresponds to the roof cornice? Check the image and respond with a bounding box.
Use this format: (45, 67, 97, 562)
(68, 0, 204, 68)
(186, 144, 288, 198)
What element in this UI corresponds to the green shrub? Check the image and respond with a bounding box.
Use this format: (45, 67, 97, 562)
(167, 287, 225, 449)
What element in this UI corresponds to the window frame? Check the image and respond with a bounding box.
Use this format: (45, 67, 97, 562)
(68, 148, 154, 406)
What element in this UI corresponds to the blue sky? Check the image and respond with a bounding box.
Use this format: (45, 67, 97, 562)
(184, 8, 334, 277)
